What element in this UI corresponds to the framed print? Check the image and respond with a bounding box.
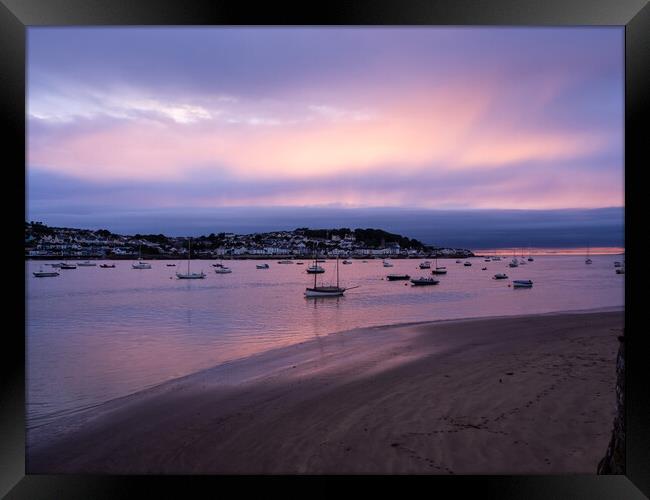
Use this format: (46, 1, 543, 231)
(3, 0, 649, 497)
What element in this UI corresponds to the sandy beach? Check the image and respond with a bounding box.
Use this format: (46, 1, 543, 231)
(27, 309, 623, 474)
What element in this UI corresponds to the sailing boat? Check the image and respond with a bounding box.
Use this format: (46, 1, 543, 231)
(585, 244, 593, 264)
(518, 248, 527, 265)
(132, 245, 152, 269)
(214, 255, 232, 273)
(509, 249, 518, 268)
(305, 256, 357, 297)
(432, 256, 447, 274)
(176, 238, 206, 279)
(306, 254, 325, 274)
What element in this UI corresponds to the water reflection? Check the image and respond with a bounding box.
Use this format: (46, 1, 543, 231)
(26, 255, 624, 425)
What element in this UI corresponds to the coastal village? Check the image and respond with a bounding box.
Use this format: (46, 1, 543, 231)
(25, 221, 474, 259)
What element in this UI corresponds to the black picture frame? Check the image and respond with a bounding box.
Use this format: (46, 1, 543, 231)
(3, 0, 648, 497)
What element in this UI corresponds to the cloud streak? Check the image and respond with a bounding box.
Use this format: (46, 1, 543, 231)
(27, 26, 624, 216)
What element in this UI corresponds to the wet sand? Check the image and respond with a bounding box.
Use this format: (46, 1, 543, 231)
(27, 309, 623, 474)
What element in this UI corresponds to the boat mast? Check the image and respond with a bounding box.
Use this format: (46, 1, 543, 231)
(188, 238, 191, 274)
(313, 253, 317, 288)
(336, 255, 340, 288)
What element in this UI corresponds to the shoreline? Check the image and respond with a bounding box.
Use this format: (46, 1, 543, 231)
(27, 305, 622, 429)
(28, 308, 624, 474)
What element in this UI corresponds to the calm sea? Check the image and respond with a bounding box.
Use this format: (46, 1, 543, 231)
(26, 253, 625, 427)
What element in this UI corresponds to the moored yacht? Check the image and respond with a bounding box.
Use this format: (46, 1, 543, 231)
(431, 257, 447, 274)
(306, 262, 325, 273)
(176, 238, 206, 279)
(132, 245, 151, 269)
(305, 257, 357, 297)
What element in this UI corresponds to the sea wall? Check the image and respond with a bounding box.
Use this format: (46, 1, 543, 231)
(597, 335, 625, 474)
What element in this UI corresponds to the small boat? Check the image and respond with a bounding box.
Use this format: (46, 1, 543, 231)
(342, 260, 353, 264)
(316, 259, 326, 263)
(386, 274, 410, 281)
(614, 261, 621, 267)
(493, 273, 508, 280)
(77, 261, 97, 267)
(410, 277, 439, 286)
(33, 267, 59, 277)
(296, 262, 304, 265)
(306, 264, 325, 274)
(484, 259, 491, 262)
(304, 286, 345, 297)
(383, 260, 394, 267)
(585, 245, 592, 264)
(508, 258, 519, 268)
(99, 263, 116, 268)
(50, 263, 63, 268)
(492, 256, 502, 261)
(362, 260, 368, 263)
(256, 263, 270, 269)
(431, 258, 447, 274)
(419, 261, 431, 269)
(481, 267, 487, 270)
(212, 263, 223, 267)
(277, 260, 293, 264)
(132, 245, 151, 269)
(59, 263, 77, 269)
(455, 260, 461, 263)
(176, 238, 206, 279)
(527, 257, 534, 262)
(616, 267, 625, 274)
(464, 261, 472, 266)
(166, 263, 176, 267)
(512, 279, 533, 288)
(214, 266, 232, 274)
(305, 257, 358, 297)
(177, 272, 206, 279)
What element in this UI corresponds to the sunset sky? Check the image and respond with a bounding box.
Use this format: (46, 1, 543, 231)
(27, 27, 624, 245)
